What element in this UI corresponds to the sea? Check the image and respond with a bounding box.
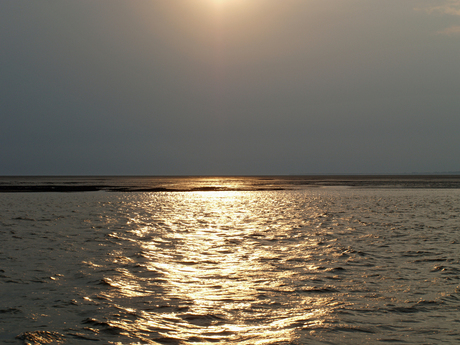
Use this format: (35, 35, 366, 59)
(0, 176, 459, 345)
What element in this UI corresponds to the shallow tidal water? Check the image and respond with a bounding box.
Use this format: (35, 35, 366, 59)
(1, 183, 459, 344)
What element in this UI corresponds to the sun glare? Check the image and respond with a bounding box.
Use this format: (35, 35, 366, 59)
(210, 0, 230, 10)
(208, 0, 246, 10)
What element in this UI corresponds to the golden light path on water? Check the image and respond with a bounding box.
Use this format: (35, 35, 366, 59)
(105, 189, 335, 344)
(2, 183, 460, 344)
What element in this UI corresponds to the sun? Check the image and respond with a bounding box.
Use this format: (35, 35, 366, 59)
(210, 0, 229, 8)
(205, 0, 249, 11)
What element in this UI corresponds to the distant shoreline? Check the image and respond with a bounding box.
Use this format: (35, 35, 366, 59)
(1, 175, 460, 192)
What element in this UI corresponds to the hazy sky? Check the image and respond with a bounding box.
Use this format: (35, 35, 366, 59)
(2, 0, 459, 175)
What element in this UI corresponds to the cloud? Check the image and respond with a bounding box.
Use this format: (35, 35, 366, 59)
(421, 0, 460, 16)
(416, 1, 460, 36)
(437, 24, 460, 35)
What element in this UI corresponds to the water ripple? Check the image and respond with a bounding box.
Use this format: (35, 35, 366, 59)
(1, 188, 460, 344)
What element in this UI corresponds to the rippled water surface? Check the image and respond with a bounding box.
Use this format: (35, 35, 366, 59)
(1, 185, 460, 344)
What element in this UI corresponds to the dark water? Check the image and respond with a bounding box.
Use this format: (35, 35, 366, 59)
(2, 175, 460, 192)
(1, 177, 459, 344)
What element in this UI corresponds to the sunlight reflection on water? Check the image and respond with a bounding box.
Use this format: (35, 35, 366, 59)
(3, 186, 459, 344)
(108, 190, 334, 344)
